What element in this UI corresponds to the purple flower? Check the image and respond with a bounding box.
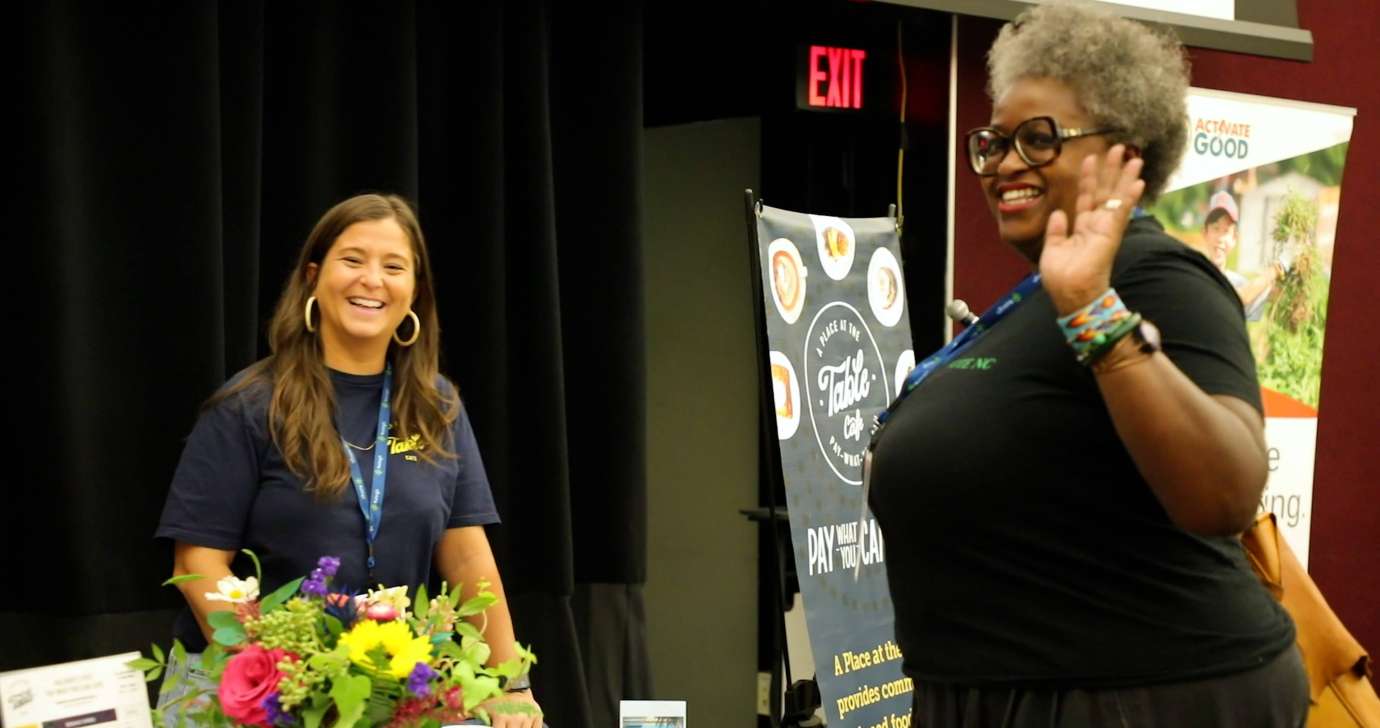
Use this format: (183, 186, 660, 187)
(261, 692, 297, 727)
(406, 662, 437, 698)
(300, 556, 342, 598)
(316, 556, 341, 578)
(300, 575, 328, 598)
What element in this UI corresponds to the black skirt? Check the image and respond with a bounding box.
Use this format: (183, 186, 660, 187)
(912, 644, 1308, 728)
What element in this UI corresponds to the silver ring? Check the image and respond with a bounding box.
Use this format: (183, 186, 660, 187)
(1102, 198, 1124, 211)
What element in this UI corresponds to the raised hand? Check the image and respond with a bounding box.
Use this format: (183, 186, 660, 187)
(1039, 144, 1146, 315)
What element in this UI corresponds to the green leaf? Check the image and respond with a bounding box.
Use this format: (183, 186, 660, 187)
(491, 658, 522, 680)
(151, 641, 166, 664)
(365, 680, 400, 724)
(413, 584, 429, 619)
(487, 700, 542, 717)
(212, 625, 247, 647)
(365, 645, 392, 674)
(460, 639, 490, 667)
(241, 548, 263, 584)
(160, 667, 183, 694)
(453, 622, 482, 641)
(127, 657, 160, 671)
(329, 673, 372, 728)
(207, 611, 242, 630)
(260, 577, 305, 614)
(162, 574, 206, 587)
(302, 700, 330, 728)
(144, 667, 163, 683)
(323, 614, 344, 638)
(435, 641, 464, 661)
(428, 632, 453, 645)
(461, 675, 501, 713)
(171, 640, 187, 668)
(457, 593, 497, 617)
(201, 644, 227, 679)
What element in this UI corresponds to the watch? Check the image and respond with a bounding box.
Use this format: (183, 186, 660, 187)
(1128, 317, 1162, 354)
(504, 674, 532, 693)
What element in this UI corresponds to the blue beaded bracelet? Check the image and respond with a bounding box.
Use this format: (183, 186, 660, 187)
(1057, 289, 1135, 365)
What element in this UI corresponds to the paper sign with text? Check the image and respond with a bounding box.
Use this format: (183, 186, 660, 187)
(0, 653, 153, 728)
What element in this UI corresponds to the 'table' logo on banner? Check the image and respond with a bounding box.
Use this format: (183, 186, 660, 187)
(805, 302, 889, 485)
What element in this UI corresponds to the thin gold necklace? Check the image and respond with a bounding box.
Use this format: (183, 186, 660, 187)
(345, 439, 376, 451)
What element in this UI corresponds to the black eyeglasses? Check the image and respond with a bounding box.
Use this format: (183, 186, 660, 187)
(965, 116, 1119, 177)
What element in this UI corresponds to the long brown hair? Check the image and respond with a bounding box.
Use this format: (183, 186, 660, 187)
(212, 193, 458, 497)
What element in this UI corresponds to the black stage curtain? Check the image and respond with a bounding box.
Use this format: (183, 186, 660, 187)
(6, 2, 648, 726)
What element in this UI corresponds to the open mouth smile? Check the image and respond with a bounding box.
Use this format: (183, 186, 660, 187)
(347, 297, 386, 311)
(996, 184, 1044, 213)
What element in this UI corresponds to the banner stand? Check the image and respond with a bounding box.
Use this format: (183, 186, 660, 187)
(743, 189, 817, 728)
(744, 190, 911, 728)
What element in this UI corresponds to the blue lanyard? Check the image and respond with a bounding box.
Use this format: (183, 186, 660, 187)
(343, 364, 392, 576)
(881, 271, 1042, 427)
(853, 272, 1040, 578)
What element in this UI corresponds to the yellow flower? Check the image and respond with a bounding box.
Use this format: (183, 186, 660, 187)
(338, 619, 434, 678)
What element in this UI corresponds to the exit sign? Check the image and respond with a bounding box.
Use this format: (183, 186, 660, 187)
(797, 45, 868, 111)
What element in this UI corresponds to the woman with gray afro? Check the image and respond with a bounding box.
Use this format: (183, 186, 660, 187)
(865, 3, 1306, 725)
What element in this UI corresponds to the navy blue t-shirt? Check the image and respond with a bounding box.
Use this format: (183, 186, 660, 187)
(156, 367, 499, 649)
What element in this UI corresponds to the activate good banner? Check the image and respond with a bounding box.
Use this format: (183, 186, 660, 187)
(755, 204, 914, 728)
(1151, 87, 1355, 566)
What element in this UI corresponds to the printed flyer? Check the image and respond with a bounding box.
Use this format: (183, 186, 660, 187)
(1150, 87, 1355, 566)
(755, 205, 914, 728)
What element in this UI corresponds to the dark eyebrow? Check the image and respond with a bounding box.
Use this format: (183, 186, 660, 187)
(335, 246, 410, 263)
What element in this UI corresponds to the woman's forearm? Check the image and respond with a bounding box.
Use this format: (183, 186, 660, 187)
(434, 527, 522, 666)
(172, 542, 238, 644)
(1094, 344, 1267, 536)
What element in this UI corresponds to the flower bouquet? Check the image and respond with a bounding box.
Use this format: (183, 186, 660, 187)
(131, 552, 537, 728)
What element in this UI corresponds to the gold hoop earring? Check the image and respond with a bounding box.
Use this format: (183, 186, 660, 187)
(304, 296, 318, 333)
(394, 309, 421, 347)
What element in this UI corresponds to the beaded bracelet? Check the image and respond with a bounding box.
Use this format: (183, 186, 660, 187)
(1057, 289, 1136, 365)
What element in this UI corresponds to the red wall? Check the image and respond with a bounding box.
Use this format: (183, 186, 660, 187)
(952, 1, 1380, 655)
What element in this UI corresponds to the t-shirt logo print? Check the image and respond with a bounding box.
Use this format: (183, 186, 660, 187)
(389, 433, 424, 460)
(805, 302, 890, 485)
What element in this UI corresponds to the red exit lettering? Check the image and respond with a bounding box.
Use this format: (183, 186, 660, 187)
(808, 45, 866, 109)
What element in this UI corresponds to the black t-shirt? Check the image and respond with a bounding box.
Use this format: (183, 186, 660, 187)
(869, 217, 1294, 687)
(156, 367, 499, 650)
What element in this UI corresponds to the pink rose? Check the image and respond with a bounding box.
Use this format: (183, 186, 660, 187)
(218, 645, 291, 727)
(364, 602, 398, 622)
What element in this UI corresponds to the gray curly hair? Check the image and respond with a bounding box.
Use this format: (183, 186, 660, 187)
(987, 2, 1190, 200)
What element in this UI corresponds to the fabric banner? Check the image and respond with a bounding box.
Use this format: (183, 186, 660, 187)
(755, 204, 914, 728)
(1150, 87, 1356, 567)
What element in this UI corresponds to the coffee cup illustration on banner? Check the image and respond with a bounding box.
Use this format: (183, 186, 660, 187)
(767, 238, 808, 324)
(810, 215, 856, 281)
(893, 350, 915, 396)
(770, 351, 801, 439)
(867, 247, 905, 327)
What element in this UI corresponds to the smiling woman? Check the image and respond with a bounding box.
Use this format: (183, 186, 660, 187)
(866, 4, 1307, 727)
(306, 216, 421, 373)
(154, 194, 544, 727)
